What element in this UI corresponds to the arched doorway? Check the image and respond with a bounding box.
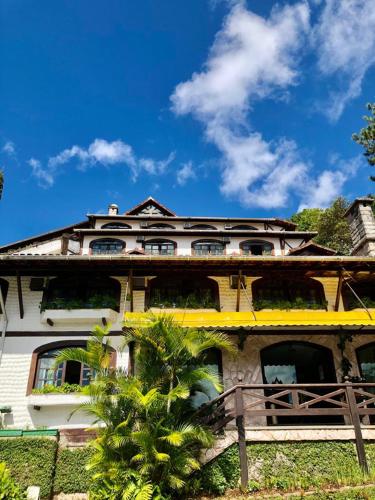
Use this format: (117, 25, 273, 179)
(261, 341, 338, 424)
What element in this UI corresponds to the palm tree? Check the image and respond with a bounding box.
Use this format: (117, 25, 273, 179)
(55, 316, 236, 499)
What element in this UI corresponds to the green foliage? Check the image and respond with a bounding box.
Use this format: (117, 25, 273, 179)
(290, 208, 323, 231)
(291, 197, 352, 255)
(346, 295, 375, 310)
(149, 289, 217, 309)
(199, 441, 375, 496)
(32, 382, 82, 394)
(0, 462, 26, 499)
(253, 298, 327, 311)
(54, 448, 94, 494)
(353, 103, 375, 180)
(0, 438, 57, 498)
(41, 293, 118, 311)
(59, 319, 236, 499)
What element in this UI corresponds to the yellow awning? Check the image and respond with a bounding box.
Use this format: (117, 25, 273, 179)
(124, 310, 375, 329)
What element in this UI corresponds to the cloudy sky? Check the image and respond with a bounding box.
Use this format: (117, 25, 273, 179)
(1, 0, 374, 244)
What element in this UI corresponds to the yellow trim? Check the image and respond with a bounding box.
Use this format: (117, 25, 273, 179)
(124, 310, 375, 328)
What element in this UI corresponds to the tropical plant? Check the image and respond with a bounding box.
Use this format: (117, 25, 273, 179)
(0, 462, 26, 500)
(55, 317, 236, 499)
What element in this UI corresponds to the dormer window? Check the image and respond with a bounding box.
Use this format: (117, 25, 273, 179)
(101, 223, 131, 229)
(187, 224, 217, 230)
(91, 238, 125, 255)
(147, 223, 176, 229)
(241, 240, 273, 256)
(231, 225, 258, 231)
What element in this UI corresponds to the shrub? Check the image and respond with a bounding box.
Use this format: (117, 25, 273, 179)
(0, 462, 26, 499)
(0, 438, 57, 498)
(54, 448, 94, 494)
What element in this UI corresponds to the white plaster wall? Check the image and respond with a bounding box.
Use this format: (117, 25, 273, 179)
(81, 234, 289, 256)
(0, 335, 127, 429)
(1, 276, 129, 332)
(12, 238, 62, 255)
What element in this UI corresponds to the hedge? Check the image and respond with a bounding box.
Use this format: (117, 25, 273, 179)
(54, 447, 94, 494)
(0, 438, 57, 498)
(200, 441, 375, 495)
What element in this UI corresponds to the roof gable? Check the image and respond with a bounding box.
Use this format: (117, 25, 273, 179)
(125, 197, 176, 217)
(288, 241, 336, 256)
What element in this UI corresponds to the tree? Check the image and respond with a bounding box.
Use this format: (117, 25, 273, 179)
(56, 318, 236, 499)
(290, 197, 352, 255)
(290, 208, 323, 231)
(352, 103, 375, 181)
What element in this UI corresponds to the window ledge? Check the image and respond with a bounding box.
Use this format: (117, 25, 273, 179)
(27, 393, 90, 408)
(40, 308, 118, 325)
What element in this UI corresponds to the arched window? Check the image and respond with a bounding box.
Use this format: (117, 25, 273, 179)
(0, 279, 9, 314)
(261, 342, 336, 385)
(34, 345, 90, 389)
(231, 225, 258, 231)
(342, 280, 375, 310)
(144, 239, 176, 255)
(252, 277, 326, 309)
(191, 349, 222, 408)
(101, 222, 131, 229)
(261, 341, 337, 425)
(188, 224, 217, 230)
(192, 240, 225, 256)
(148, 275, 219, 309)
(357, 344, 375, 382)
(42, 276, 121, 311)
(241, 240, 273, 256)
(147, 223, 176, 229)
(90, 238, 125, 255)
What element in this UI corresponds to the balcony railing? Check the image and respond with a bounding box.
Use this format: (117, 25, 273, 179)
(196, 383, 375, 489)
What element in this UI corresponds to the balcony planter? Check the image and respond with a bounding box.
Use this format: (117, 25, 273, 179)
(150, 307, 219, 313)
(41, 308, 118, 326)
(27, 393, 90, 409)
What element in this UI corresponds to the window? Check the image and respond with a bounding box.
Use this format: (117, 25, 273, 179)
(252, 277, 326, 309)
(191, 349, 222, 409)
(192, 240, 225, 256)
(342, 280, 375, 310)
(144, 240, 176, 255)
(148, 275, 219, 309)
(42, 277, 121, 311)
(101, 222, 131, 229)
(188, 224, 217, 230)
(34, 346, 91, 389)
(91, 238, 125, 255)
(231, 225, 257, 230)
(0, 279, 8, 314)
(357, 344, 375, 382)
(147, 223, 176, 229)
(241, 240, 273, 256)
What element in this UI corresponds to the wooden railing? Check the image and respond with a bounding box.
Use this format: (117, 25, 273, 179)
(196, 383, 375, 489)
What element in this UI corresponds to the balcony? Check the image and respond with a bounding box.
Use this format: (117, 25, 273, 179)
(41, 307, 118, 326)
(27, 393, 90, 409)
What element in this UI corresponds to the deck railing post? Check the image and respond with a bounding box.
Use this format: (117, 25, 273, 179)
(235, 386, 248, 491)
(346, 384, 369, 474)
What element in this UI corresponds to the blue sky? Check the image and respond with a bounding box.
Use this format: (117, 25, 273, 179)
(0, 0, 374, 245)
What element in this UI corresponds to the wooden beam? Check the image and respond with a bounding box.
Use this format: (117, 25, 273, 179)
(346, 385, 369, 473)
(236, 270, 242, 312)
(235, 387, 249, 491)
(16, 273, 24, 319)
(335, 271, 344, 311)
(129, 269, 134, 312)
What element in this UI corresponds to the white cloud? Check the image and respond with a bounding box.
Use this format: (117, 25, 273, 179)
(2, 141, 15, 156)
(28, 158, 54, 188)
(313, 0, 375, 121)
(176, 161, 196, 186)
(29, 139, 174, 187)
(171, 1, 360, 209)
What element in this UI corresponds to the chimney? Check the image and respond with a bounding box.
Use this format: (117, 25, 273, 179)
(108, 203, 119, 216)
(345, 197, 375, 256)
